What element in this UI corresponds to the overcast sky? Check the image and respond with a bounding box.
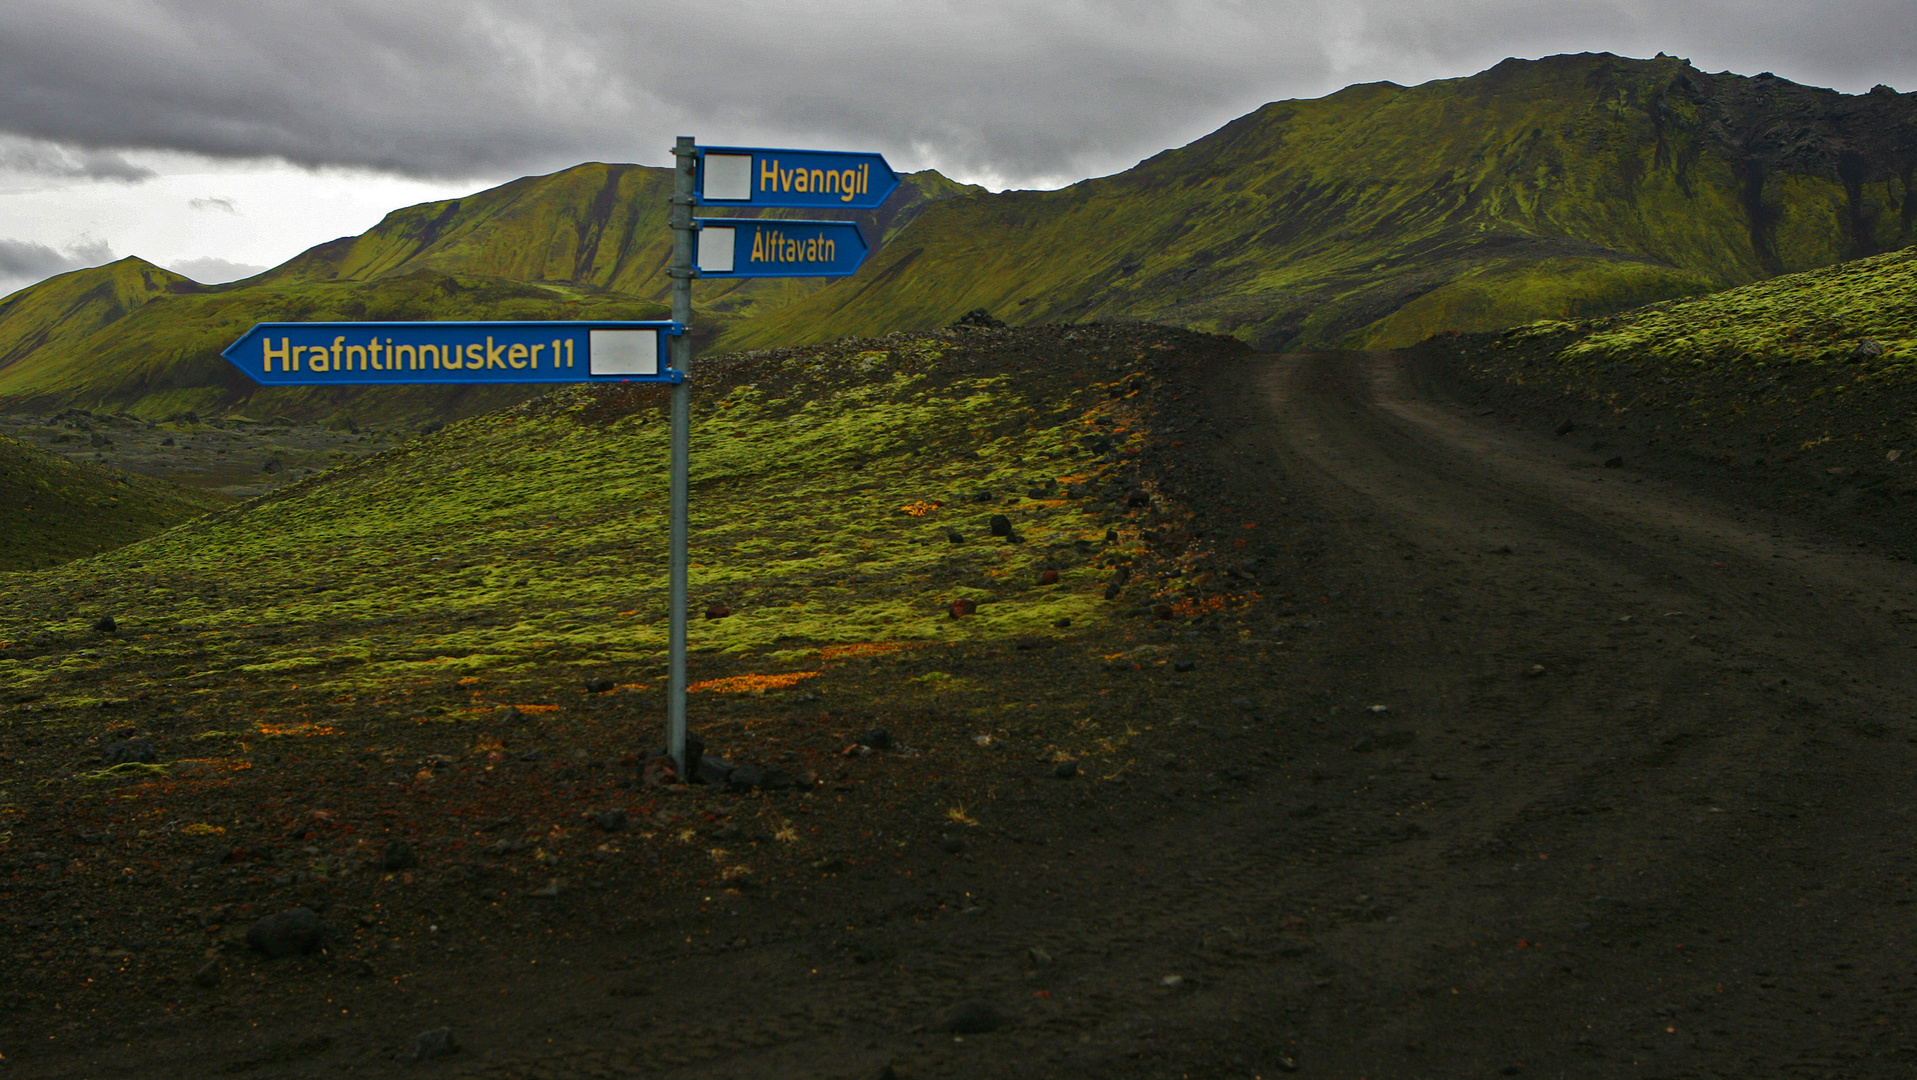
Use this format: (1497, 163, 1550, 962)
(3, 0, 1913, 298)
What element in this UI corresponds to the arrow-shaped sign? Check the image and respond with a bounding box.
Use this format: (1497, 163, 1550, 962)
(694, 219, 870, 279)
(695, 146, 899, 210)
(221, 321, 683, 386)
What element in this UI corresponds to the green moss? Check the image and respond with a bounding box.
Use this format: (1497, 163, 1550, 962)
(1553, 246, 1917, 371)
(0, 329, 1168, 703)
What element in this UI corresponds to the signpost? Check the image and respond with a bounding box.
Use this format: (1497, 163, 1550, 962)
(221, 321, 682, 385)
(226, 136, 896, 781)
(694, 219, 870, 278)
(694, 146, 899, 209)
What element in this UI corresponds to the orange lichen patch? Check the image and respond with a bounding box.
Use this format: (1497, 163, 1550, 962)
(257, 723, 341, 737)
(457, 676, 486, 685)
(819, 642, 922, 660)
(506, 704, 565, 713)
(1169, 596, 1224, 619)
(690, 671, 822, 694)
(897, 500, 945, 517)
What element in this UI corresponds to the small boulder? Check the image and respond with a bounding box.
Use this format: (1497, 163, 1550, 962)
(101, 738, 157, 765)
(704, 603, 731, 619)
(91, 616, 118, 634)
(380, 841, 417, 871)
(245, 907, 326, 958)
(410, 1028, 459, 1062)
(988, 514, 1013, 537)
(938, 1001, 1011, 1034)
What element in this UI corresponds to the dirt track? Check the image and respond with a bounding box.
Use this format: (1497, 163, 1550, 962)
(20, 349, 1917, 1079)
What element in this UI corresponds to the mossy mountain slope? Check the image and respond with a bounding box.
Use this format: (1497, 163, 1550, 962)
(0, 165, 977, 424)
(724, 53, 1917, 352)
(0, 432, 226, 572)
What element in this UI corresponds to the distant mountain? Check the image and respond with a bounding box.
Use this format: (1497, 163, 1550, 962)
(3, 52, 1913, 422)
(0, 165, 977, 423)
(722, 53, 1917, 351)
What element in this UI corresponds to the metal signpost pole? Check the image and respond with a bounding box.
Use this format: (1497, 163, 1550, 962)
(666, 136, 696, 778)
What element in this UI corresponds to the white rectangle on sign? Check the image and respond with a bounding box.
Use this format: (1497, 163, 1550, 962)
(698, 226, 735, 273)
(589, 329, 659, 376)
(704, 154, 752, 201)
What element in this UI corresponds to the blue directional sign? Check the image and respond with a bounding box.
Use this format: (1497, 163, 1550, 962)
(222, 321, 684, 386)
(694, 219, 870, 279)
(694, 146, 899, 209)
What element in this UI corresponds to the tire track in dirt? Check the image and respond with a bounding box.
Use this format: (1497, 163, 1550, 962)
(422, 351, 1917, 1077)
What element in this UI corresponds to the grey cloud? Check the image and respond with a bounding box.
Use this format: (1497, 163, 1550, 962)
(0, 136, 156, 181)
(0, 1, 1912, 190)
(190, 197, 238, 213)
(168, 256, 267, 282)
(0, 236, 118, 297)
(0, 236, 115, 279)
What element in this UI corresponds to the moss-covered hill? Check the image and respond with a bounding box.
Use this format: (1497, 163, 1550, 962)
(0, 325, 1243, 715)
(0, 432, 227, 572)
(1413, 244, 1917, 549)
(0, 166, 978, 425)
(725, 53, 1917, 353)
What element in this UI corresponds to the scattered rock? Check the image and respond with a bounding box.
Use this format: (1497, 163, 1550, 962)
(410, 1027, 459, 1062)
(1038, 569, 1059, 585)
(91, 616, 117, 634)
(726, 764, 765, 791)
(101, 738, 158, 765)
(704, 603, 731, 619)
(945, 527, 965, 544)
(245, 907, 326, 958)
(584, 677, 616, 693)
(1524, 664, 1547, 678)
(696, 754, 734, 784)
(1052, 760, 1080, 779)
(856, 728, 894, 750)
(988, 514, 1013, 537)
(641, 755, 680, 787)
(949, 598, 977, 618)
(528, 879, 563, 898)
(494, 705, 524, 724)
(1173, 660, 1196, 673)
(1852, 338, 1886, 360)
(951, 308, 1005, 328)
(937, 1001, 1011, 1034)
(380, 841, 418, 871)
(1554, 418, 1577, 436)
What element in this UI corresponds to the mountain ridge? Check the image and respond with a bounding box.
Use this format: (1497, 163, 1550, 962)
(1, 52, 1913, 421)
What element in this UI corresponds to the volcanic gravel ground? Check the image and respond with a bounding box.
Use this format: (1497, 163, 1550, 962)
(8, 346, 1917, 1077)
(0, 411, 408, 499)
